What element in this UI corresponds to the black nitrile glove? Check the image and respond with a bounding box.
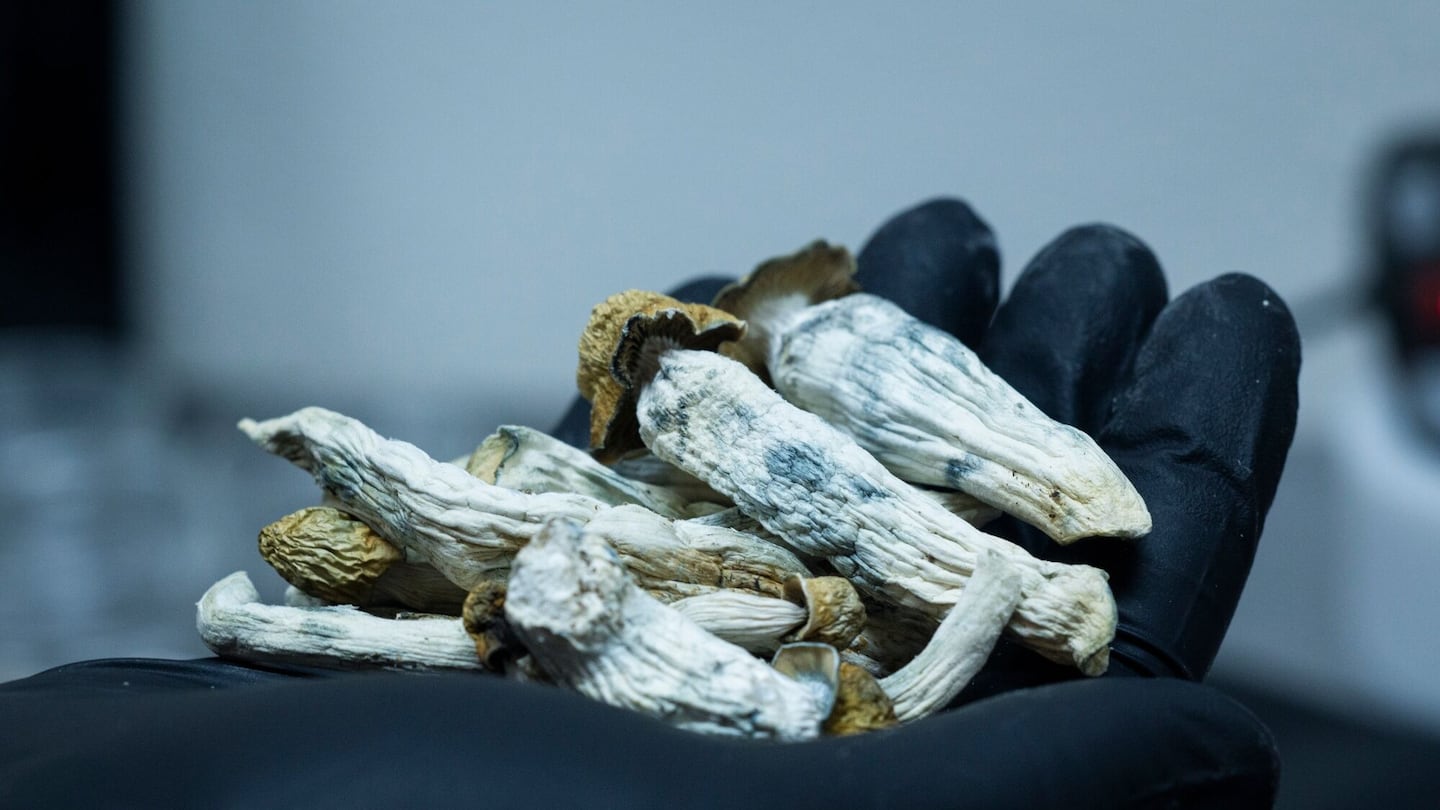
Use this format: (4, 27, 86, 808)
(0, 199, 1296, 809)
(858, 200, 1300, 696)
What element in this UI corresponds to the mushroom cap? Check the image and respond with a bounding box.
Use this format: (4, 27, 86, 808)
(258, 507, 403, 605)
(782, 576, 867, 649)
(576, 290, 746, 461)
(823, 662, 900, 736)
(770, 642, 841, 721)
(461, 579, 525, 671)
(711, 241, 860, 375)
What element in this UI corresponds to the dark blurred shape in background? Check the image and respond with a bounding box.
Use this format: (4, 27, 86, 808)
(1371, 134, 1440, 441)
(0, 0, 122, 336)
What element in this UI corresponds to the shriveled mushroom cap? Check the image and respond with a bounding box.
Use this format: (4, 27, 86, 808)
(577, 290, 746, 461)
(782, 575, 867, 649)
(770, 642, 841, 721)
(824, 662, 900, 735)
(712, 241, 860, 375)
(258, 507, 403, 605)
(462, 580, 525, 671)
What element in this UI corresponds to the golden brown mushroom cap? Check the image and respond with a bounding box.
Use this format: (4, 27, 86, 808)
(782, 575, 867, 649)
(711, 241, 860, 376)
(824, 662, 900, 736)
(258, 506, 403, 605)
(576, 290, 745, 461)
(462, 579, 524, 671)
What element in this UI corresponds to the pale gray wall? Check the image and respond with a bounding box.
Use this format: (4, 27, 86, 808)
(126, 1, 1440, 408)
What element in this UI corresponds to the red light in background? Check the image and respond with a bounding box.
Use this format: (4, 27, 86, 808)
(1411, 263, 1440, 340)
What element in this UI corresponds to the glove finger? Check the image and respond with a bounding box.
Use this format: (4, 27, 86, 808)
(551, 275, 735, 448)
(1064, 274, 1301, 680)
(980, 224, 1169, 435)
(855, 197, 1001, 349)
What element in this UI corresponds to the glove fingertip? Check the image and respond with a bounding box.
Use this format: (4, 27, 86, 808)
(856, 197, 1001, 348)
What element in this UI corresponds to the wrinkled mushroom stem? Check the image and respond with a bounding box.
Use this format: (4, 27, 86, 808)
(669, 590, 806, 654)
(467, 425, 721, 518)
(504, 518, 831, 741)
(197, 571, 481, 671)
(664, 576, 865, 654)
(576, 291, 1115, 674)
(634, 344, 1113, 673)
(240, 408, 603, 589)
(240, 409, 813, 603)
(879, 551, 1024, 721)
(714, 243, 1150, 543)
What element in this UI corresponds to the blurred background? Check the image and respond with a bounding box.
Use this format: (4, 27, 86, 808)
(3, 2, 1440, 805)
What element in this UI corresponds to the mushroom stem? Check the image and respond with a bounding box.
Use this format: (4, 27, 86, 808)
(240, 408, 813, 602)
(197, 571, 481, 671)
(635, 348, 1114, 674)
(504, 518, 831, 741)
(467, 425, 724, 518)
(241, 408, 602, 588)
(666, 575, 866, 654)
(879, 551, 1023, 721)
(714, 243, 1148, 543)
(755, 289, 1148, 543)
(669, 590, 806, 654)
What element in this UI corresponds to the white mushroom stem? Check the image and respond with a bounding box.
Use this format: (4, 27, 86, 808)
(609, 452, 732, 507)
(637, 349, 1115, 674)
(467, 425, 723, 518)
(584, 504, 812, 601)
(766, 293, 1150, 543)
(241, 408, 603, 588)
(197, 571, 481, 671)
(505, 519, 830, 741)
(240, 408, 812, 601)
(669, 590, 806, 654)
(879, 551, 1023, 721)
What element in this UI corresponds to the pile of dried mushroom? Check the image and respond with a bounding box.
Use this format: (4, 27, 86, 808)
(197, 242, 1149, 742)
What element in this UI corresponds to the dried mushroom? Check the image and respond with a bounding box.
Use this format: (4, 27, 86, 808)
(668, 590, 806, 654)
(461, 580, 526, 671)
(578, 291, 1116, 674)
(824, 661, 900, 735)
(467, 424, 723, 518)
(197, 571, 481, 671)
(666, 575, 865, 654)
(878, 550, 1022, 721)
(240, 408, 813, 603)
(504, 518, 832, 741)
(198, 222, 1188, 742)
(259, 506, 468, 613)
(578, 290, 747, 462)
(714, 242, 1150, 544)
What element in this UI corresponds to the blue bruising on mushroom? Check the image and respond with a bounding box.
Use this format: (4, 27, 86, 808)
(764, 441, 890, 504)
(763, 441, 833, 492)
(945, 455, 980, 486)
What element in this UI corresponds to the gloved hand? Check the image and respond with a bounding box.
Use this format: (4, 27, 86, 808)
(557, 197, 1300, 691)
(855, 199, 1300, 693)
(1, 199, 1297, 810)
